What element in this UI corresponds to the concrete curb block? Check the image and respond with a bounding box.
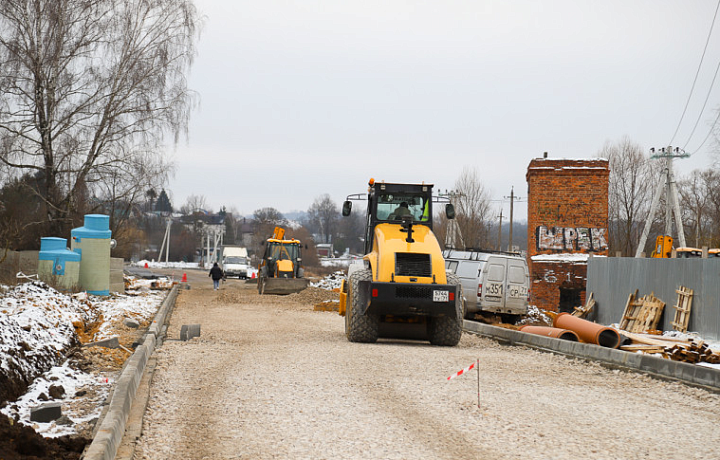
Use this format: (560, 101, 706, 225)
(147, 287, 178, 338)
(463, 320, 720, 390)
(82, 285, 179, 460)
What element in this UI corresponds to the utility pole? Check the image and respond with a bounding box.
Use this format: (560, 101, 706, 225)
(157, 217, 172, 265)
(635, 146, 688, 257)
(496, 208, 503, 251)
(441, 190, 465, 249)
(503, 187, 522, 252)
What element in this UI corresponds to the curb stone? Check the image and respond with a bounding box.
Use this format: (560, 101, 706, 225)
(82, 285, 179, 460)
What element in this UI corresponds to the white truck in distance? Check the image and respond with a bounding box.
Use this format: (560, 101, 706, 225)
(221, 246, 250, 279)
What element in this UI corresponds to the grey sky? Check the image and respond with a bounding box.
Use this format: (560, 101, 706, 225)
(168, 0, 720, 222)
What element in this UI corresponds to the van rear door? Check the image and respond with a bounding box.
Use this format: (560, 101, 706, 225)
(505, 260, 529, 315)
(481, 258, 506, 312)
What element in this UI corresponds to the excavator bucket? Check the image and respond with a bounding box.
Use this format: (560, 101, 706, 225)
(258, 277, 310, 295)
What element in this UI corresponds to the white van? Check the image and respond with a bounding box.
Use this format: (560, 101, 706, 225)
(221, 246, 250, 279)
(443, 249, 529, 321)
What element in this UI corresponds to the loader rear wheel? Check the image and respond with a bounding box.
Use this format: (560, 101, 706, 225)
(346, 268, 378, 343)
(428, 273, 464, 346)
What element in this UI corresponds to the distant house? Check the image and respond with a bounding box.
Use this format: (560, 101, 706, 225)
(316, 243, 333, 258)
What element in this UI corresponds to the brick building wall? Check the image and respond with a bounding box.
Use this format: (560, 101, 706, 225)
(526, 158, 609, 312)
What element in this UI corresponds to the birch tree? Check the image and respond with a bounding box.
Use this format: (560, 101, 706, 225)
(0, 0, 199, 237)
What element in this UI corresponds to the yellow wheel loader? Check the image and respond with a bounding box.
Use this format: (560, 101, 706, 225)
(338, 179, 464, 346)
(257, 227, 310, 295)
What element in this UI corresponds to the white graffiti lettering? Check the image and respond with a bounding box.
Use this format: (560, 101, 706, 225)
(536, 225, 609, 252)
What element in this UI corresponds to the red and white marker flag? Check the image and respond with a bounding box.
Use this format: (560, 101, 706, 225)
(447, 361, 476, 380)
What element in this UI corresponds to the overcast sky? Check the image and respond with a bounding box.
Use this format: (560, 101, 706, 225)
(167, 0, 720, 223)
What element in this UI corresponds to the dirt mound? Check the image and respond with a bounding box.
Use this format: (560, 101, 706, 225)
(286, 286, 339, 304)
(0, 415, 87, 460)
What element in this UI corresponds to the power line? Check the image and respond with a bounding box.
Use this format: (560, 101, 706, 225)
(668, 0, 720, 146)
(690, 107, 720, 154)
(682, 54, 720, 151)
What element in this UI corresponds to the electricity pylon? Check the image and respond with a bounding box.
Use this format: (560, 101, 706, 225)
(634, 146, 688, 258)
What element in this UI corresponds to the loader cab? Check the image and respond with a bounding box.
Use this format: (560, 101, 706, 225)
(261, 239, 303, 278)
(343, 179, 455, 255)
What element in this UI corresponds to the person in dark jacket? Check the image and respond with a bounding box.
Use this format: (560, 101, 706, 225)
(209, 262, 224, 290)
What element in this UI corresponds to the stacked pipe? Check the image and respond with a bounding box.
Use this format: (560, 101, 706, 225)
(518, 325, 579, 342)
(519, 313, 621, 349)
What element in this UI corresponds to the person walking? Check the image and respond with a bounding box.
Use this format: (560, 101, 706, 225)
(209, 262, 224, 290)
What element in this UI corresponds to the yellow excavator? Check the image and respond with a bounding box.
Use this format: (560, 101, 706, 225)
(651, 235, 674, 258)
(338, 178, 464, 346)
(257, 227, 310, 295)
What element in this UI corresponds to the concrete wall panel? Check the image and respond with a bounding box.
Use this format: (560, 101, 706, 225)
(588, 258, 720, 341)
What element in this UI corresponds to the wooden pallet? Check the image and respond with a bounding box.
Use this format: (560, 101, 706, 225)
(630, 293, 665, 333)
(572, 292, 595, 318)
(672, 286, 693, 333)
(619, 289, 641, 331)
(619, 291, 665, 333)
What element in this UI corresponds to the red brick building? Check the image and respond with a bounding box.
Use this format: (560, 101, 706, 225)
(526, 157, 610, 312)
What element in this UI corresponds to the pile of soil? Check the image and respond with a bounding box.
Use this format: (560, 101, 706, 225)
(286, 286, 339, 304)
(0, 415, 87, 460)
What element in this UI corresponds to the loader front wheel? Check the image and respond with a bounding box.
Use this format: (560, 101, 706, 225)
(346, 269, 378, 343)
(428, 273, 464, 346)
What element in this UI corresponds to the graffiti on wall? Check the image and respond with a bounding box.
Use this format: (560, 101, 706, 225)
(536, 226, 608, 252)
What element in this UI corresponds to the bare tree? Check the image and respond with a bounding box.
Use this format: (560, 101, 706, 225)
(306, 194, 338, 244)
(597, 137, 658, 256)
(180, 194, 208, 215)
(336, 206, 364, 254)
(678, 170, 711, 248)
(0, 0, 199, 237)
(253, 207, 283, 225)
(453, 167, 492, 249)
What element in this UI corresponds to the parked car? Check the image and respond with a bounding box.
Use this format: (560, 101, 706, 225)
(444, 249, 530, 322)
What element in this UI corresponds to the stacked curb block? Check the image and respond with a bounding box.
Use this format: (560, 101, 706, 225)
(463, 320, 720, 391)
(83, 286, 179, 460)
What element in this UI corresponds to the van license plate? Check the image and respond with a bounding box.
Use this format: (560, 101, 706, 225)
(433, 290, 449, 302)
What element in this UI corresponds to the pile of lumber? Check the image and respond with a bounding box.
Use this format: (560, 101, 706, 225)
(619, 291, 665, 333)
(665, 341, 720, 364)
(620, 332, 720, 364)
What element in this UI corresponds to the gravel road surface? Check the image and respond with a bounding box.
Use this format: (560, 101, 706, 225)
(133, 275, 720, 460)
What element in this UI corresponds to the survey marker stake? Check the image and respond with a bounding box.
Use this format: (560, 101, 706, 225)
(447, 359, 481, 408)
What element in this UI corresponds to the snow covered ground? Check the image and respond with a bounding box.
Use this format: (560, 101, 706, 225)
(0, 279, 166, 438)
(310, 271, 344, 290)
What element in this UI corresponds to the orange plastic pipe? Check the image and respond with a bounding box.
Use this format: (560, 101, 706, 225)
(519, 325, 580, 342)
(553, 313, 621, 348)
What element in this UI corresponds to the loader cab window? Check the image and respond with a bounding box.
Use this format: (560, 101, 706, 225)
(267, 242, 299, 261)
(377, 193, 429, 222)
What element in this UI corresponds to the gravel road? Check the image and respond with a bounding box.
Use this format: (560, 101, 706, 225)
(133, 276, 720, 460)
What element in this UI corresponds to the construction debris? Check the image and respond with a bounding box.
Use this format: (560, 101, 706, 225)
(665, 341, 720, 364)
(571, 292, 594, 318)
(619, 291, 665, 333)
(619, 330, 720, 364)
(672, 286, 693, 333)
